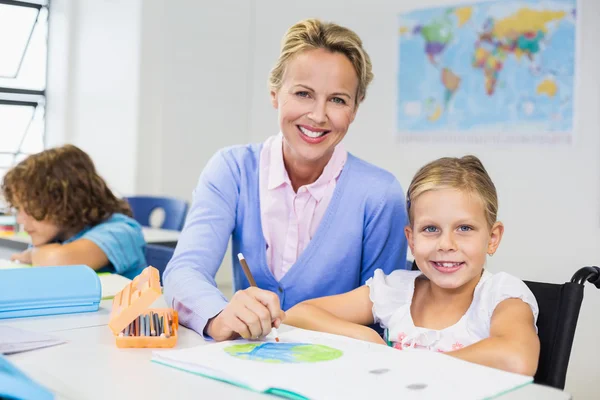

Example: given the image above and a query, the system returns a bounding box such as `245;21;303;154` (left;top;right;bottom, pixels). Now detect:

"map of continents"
398;0;576;135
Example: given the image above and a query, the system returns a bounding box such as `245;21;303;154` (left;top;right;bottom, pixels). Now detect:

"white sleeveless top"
366;269;539;352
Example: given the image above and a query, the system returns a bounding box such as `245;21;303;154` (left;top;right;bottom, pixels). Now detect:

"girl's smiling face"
406;188;504;291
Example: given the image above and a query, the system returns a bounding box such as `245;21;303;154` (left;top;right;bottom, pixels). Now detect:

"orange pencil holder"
108;266;178;348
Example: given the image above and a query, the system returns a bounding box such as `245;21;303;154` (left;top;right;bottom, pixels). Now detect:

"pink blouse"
258;134;347;281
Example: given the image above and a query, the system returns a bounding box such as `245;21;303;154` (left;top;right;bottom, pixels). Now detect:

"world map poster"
397;0;577;143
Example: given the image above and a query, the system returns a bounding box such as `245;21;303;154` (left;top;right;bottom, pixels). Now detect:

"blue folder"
0;354;54;400
0;265;101;319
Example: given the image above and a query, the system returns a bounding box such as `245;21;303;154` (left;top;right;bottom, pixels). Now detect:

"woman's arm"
162;150;239;337
447;298;540;376
285;286;385;344
162;149;284;341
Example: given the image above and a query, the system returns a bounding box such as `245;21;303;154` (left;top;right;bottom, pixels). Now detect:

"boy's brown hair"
2;144;132;231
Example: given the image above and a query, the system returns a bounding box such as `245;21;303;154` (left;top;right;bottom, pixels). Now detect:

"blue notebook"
0;265;101;319
0;354;53;400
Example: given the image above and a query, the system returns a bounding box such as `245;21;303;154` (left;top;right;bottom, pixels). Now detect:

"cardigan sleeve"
162;149;239;338
360;177;408;284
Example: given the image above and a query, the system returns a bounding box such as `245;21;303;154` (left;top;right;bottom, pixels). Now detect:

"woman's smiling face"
270;48;359;167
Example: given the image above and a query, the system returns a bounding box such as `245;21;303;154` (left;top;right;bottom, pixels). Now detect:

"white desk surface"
0;299;114;333
2;297;571;400
141;227;180;243
0;245;17;260
0;227;180;246
0;233;30;244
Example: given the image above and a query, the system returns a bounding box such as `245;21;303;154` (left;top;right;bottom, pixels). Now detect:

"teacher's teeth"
299;126;325;138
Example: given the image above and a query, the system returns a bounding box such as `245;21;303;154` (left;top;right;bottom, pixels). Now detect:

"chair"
410;260;600;389
524;266;600;389
145;244;175;284
125;196;188;231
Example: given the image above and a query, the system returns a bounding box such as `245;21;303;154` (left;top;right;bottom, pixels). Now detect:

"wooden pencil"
237;253;280;342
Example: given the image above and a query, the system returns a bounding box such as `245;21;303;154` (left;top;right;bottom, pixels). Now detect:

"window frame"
0;0;48;173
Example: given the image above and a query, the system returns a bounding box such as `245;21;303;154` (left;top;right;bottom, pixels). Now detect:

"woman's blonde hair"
406;155;498;229
268;18;374;105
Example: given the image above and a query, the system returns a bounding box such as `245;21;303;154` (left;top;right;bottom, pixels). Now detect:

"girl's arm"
22;216;146;273
18;240;109;270
447;298;540;376
284;286;385;344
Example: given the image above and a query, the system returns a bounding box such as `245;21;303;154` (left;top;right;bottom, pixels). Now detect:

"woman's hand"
205;287;285;342
11;249;33;264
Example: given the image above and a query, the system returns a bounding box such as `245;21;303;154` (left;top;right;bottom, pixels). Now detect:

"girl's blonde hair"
406;155;498;229
268;18;374;105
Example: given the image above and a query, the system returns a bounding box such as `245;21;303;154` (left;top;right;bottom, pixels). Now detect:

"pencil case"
108;266;178;348
0;265;101;320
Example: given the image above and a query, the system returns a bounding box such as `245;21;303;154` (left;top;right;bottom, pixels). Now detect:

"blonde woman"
285;156;540;376
164;19;408;341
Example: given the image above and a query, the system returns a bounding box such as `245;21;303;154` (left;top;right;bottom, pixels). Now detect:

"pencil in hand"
237;252;280;342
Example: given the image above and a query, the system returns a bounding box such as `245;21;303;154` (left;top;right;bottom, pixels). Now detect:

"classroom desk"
0;227;181;254
0;237;27;258
2;298;571;400
141;227;180;247
0;299;114;333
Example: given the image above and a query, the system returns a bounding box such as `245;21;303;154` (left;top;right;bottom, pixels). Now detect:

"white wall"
135;0;166;196
148;0;255;200
47;0;142;196
47;0;600;397
44;0;72;148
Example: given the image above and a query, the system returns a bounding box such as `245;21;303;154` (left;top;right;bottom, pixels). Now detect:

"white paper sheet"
98;273;131;300
152;326;532;399
0;326;66;354
0;258;30;270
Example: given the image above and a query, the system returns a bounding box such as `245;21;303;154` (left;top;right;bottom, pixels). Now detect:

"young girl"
284;155;540;376
2;144;147;279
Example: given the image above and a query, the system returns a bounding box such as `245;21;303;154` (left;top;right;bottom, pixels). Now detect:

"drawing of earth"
224;342;343;364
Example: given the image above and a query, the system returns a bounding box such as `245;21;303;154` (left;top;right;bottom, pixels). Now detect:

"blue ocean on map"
398;0;576;134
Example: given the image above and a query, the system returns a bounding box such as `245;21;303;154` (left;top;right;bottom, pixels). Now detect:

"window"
0;0;48;180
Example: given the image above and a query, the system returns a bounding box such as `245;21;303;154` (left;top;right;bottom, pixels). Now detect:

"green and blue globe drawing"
224;343;343;364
